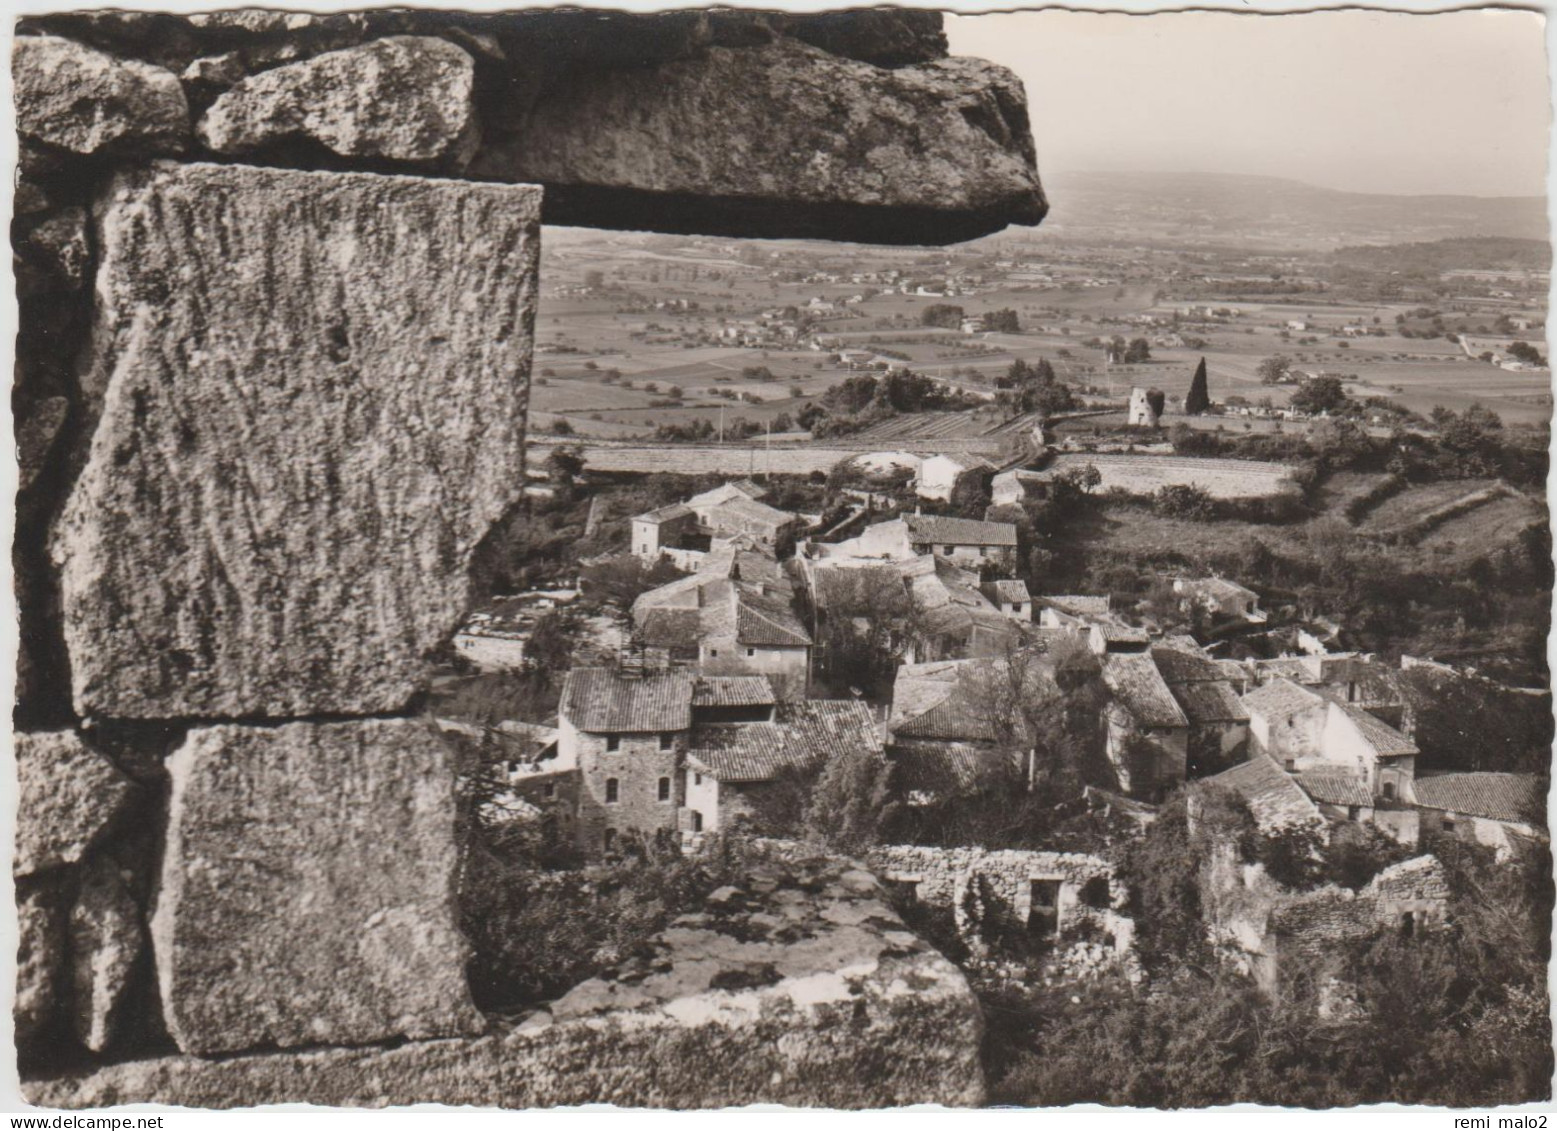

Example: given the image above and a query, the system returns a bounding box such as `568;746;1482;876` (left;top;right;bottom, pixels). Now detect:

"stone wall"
13;5;1044;1107
25;859;986;1108
1200;844;1450;993
863;845;1136;981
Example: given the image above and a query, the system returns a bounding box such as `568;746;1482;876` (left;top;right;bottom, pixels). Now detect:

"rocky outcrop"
70;855;146;1053
53;161;540;719
13;35;189;155
197;36;479;167
152;719;484;1055
31;859;985;1108
473;38;1045;243
14;731;138;877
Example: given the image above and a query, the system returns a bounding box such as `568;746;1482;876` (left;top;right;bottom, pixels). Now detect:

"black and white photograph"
5;0;1554;1113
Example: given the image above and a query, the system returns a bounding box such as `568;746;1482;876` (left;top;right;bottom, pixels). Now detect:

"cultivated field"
1049;453;1296;498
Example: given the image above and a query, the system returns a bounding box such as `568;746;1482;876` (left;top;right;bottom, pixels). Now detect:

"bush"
1153;483;1215;520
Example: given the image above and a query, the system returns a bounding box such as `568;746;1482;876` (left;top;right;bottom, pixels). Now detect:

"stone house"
1099;651;1190;799
903;513;1018;573
1413;772;1547;860
1036;594;1112;629
630;480;803;564
558;667;697;856
1242;677;1418;803
632;545;812;699
980;578;1033;622
801;554;1013;666
1197;753;1325;836
1150;641;1250;778
990;466;1052;507
683;698;882;834
686;481;804;554
1173;576;1264;622
916;453;995;503
630;503;701;562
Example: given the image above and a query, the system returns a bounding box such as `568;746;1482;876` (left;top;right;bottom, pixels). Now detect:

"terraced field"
1356;479;1501;533
1415;493;1544;552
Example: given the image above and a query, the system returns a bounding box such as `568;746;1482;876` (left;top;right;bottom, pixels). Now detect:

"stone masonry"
13;6;1045;1108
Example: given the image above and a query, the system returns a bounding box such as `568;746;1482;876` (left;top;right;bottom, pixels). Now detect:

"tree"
803;735;898;854
1184;357;1210;415
1507;340;1547;366
524;609;581;679
1257;355;1292;385
1124;338;1152;364
984;308;1021;333
542;444;585;492
1289;375;1348;416
1153;483;1215;520
920;303;965;329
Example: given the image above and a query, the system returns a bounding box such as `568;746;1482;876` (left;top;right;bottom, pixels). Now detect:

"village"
439;358;1550;1027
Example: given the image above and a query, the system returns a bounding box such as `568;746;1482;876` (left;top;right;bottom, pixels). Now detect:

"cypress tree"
1185;356;1211;415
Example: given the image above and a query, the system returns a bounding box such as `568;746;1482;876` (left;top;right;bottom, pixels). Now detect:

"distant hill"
1027;170;1549;250
1333;236;1550;273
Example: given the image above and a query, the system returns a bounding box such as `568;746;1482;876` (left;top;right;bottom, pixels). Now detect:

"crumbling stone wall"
864;845;1136;980
13;5;1044;1107
1201;844;1450;993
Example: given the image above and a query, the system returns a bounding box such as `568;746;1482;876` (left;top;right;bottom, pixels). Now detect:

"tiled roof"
1413;773;1546;826
735;589;812;647
982;579;1032;604
688;700;880;782
1100;652;1188;728
1094;621;1150;644
890;742;1013;796
1149;644;1223;684
1202;755;1320;832
688;479;766;506
705;493;796;530
1241;677;1324;720
1293;771;1374;808
561;669;691;733
1039;595;1110;617
1182;576;1258;601
1252;657;1321;684
1169;679;1248;725
635;503;693;524
691;675;776;708
903;514;1018;547
1334;702;1418;757
637;607;702;651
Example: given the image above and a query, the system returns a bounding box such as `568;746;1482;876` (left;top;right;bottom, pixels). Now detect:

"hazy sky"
947;9;1549;198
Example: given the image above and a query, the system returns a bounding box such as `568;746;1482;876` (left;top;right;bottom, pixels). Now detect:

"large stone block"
13;35;189;156
196;36;479;167
33;859;984;1107
151;719;484;1056
15;730;138;877
54;162;540;718
472;37;1044;244
16;879;68;1048
71;855;147;1053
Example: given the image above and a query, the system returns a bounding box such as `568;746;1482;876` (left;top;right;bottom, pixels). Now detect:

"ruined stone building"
12;4;1046;1108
